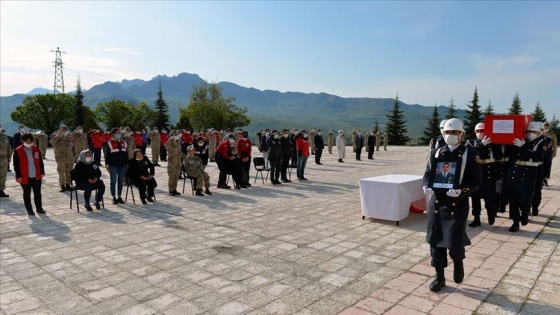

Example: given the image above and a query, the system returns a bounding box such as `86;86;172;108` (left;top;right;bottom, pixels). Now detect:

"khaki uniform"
383;133;388;150
165;134;182;192
183;153;210;190
36;132;48;158
206;130;217;162
0;133;12;190
50;131;74;186
327;131;334;154
351;129;358;152
71;129;88;160
148;130;161;164
309;129;317;153
375;131;381;151
123;133;136;160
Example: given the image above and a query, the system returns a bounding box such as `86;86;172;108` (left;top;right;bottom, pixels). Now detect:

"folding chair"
253;157;269;184
288;163;297;181
124;176;136;204
69;169;105;212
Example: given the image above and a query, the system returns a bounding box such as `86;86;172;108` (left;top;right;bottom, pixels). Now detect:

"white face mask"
229;139;235;145
526;133;537;141
85;157;92;163
23;142;33;148
444;134;460;146
20;128;25;133
198;142;204;146
136;157;143;161
273;134;279;139
317;132;321;136
476;132;485;140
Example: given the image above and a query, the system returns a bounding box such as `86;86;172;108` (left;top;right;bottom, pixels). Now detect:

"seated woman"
73;150;105;211
127;149;157;204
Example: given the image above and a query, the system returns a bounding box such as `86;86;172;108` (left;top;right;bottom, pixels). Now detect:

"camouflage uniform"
122;129;136;160
327;130;334;154
36;131;48;158
351;128;358;153
165;132;182;193
206;129;217;162
0;132;13;194
184;153;211;190
50;129;74;188
71;128;88;161
383;132;388;150
309;129;317;155
148;129;161;164
375;131;381;151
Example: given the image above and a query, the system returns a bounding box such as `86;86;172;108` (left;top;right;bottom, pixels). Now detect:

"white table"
359;174;426;226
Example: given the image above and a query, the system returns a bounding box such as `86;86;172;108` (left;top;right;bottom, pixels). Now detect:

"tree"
82;107;100;132
385;94;410;145
420;104;440;145
95;99;135;129
185;81;250;131
373;120;379;133
130;102;158;131
483;100;495;117
74;78;86;128
154;82;170;130
176;107;193;130
531;102;546;122
508;92;523;114
445;97;457;119
11;94;75;136
463;86;482;139
550;114;560;140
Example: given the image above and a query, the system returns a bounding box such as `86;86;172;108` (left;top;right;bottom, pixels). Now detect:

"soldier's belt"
479;158;495;164
515;161;541;167
496;158;509;162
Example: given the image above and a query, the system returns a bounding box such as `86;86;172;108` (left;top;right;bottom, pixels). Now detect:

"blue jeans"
297;155;308;179
109;166;126;197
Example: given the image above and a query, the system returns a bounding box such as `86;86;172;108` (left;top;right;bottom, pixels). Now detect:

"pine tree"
74;78;85;128
508;92;523;114
463;86;482;139
154;82;170;130
550;114;560;140
373;120;379;133
445;97;457;119
385;94;410;145
483;100;495;117
531;102;546;122
420;104;440;145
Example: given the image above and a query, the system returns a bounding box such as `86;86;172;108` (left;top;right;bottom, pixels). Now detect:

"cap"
187;144;195;151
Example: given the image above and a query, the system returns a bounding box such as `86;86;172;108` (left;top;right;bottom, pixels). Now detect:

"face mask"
198;142;204;146
20;128;25;133
303;134;308;139
283;134;289;138
136;157;143;161
476;132;485;140
85;157;92;163
63;131;70;136
115;134;122;140
23;142;33;148
186;131;190;134
317;132;321;136
443;134;460;146
273;135;279;139
526;133;537;141
229;139;235;145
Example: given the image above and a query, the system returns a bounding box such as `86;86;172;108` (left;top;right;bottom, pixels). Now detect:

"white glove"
481;136;491;146
513;138;525;147
446;189;461;198
423;186;434;196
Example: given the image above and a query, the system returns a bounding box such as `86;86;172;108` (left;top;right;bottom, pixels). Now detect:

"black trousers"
241;159;251;184
315;149;323;164
160;145;167;161
471;195;497;218
77;180;105;204
430;246;465;268
21;178;42;211
270;158;281;182
368;146;375;159
356;147;362;160
134;178;156;200
509;192;530;222
280;156;290;180
216;155;242;186
93;148;102;166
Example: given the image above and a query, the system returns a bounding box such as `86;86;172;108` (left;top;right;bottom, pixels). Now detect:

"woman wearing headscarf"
73;150;105;211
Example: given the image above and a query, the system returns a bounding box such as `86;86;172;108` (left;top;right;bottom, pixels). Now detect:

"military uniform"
122;130;136;160
375;131;381;151
327;130;334;154
50;130;75;191
71;128;88;161
383;133;388;150
184;153;211;193
36;132;48;159
148;130;161;165
165;133;182;195
351;129;358;153
308;129;316;155
531;134;550;215
206;129;217;162
0;132;12;196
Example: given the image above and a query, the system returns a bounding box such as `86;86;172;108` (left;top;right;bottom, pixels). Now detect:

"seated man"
73;150;105;211
215;135;244;189
183;145;212;196
127;149;157;204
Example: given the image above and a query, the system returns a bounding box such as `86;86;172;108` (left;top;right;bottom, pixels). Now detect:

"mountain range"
0;72;465;141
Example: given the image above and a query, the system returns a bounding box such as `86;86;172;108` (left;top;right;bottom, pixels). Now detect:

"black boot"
0;190;9;198
509;220;520;232
429;267;446;292
532;206;539;216
205;188;212;195
195;189;204;196
521;210;529;226
468;216;481;227
60;185;66;192
453;261;464;283
488;212;495;226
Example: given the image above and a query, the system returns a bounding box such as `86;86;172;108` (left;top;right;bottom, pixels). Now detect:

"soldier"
542;121;557;187
71;126;88;161
466;123;503;227
184;145;212;196
327;129;334;154
531;122;548;216
50;125;75;192
375;130;381;151
367;131;376;160
0;125;12;197
383;132;389;151
165;131;182;196
308;128;316;155
423;118;481;292
122;127;136;160
336;130;346;163
148;127;161;166
429;120;448;151
505;122;547;232
351;128;358;153
35;130;48;159
206;128;217;162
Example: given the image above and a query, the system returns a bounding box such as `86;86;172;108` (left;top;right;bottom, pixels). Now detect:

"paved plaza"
1;146;559;315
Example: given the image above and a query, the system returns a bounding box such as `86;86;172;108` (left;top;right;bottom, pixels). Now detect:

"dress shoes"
521;212;529;226
468;216;481;227
95;201;101;209
509;222;520;232
0;190;9;198
36;209;46;214
117;197;125;204
147;197;155;202
85;204;93;211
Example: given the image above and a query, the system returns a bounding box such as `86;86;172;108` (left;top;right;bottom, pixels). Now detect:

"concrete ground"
1;146;558;315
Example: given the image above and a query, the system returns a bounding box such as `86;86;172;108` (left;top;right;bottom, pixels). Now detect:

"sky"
1;1;559;118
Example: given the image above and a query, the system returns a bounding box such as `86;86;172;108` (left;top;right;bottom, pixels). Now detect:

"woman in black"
73;150;105;211
127;149;157;204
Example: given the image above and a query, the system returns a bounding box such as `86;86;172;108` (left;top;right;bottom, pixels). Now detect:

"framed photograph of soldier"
428;156;462;191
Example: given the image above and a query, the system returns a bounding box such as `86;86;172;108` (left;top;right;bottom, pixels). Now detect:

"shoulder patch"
543;145;547;151
475;156;481;163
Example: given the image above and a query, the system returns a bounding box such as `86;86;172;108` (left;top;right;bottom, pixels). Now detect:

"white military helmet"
439;120;448;129
526;121;542;134
442;118;465;133
475;122;485;131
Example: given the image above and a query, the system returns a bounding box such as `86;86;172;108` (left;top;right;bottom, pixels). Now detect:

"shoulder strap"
459;147;468;185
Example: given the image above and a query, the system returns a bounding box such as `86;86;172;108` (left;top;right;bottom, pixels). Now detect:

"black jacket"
73;161;102;184
280;136;292;158
267;137;283;160
127;157;155;181
314;135;325;150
